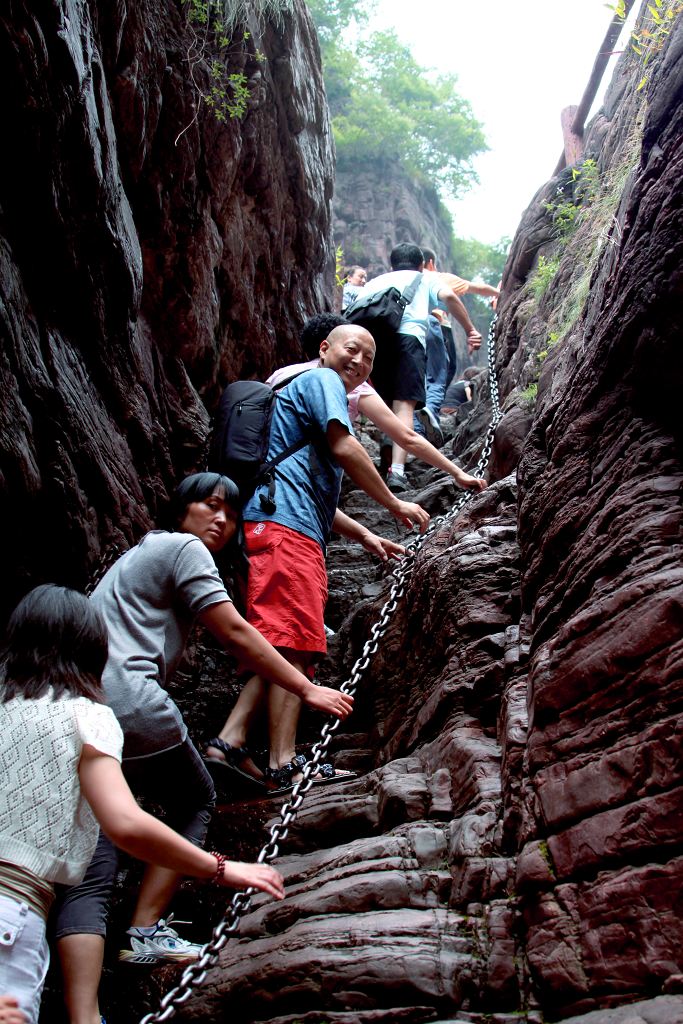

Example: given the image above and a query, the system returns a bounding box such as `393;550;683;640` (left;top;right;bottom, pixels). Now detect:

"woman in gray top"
56;472;353;1024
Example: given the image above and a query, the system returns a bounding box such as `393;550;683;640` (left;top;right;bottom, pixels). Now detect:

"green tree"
306;6;486;199
451;235;510;336
305;0;374;41
451;236;510;285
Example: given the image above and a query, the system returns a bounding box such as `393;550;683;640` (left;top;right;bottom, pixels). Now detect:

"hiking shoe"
118;915;203;964
387;470;410;493
415;407;444;448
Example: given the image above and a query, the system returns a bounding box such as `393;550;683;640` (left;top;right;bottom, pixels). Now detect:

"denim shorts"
54;736;215;939
0;895;49;1024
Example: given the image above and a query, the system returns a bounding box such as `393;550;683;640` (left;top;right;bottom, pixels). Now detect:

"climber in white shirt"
0;584;285;1024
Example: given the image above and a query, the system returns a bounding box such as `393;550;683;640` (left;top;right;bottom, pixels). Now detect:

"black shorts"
369;332;426;407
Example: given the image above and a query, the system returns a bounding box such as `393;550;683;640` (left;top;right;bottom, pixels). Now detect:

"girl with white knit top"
0;585;285;1023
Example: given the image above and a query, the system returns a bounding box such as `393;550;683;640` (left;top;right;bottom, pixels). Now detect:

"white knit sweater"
0;691;123;885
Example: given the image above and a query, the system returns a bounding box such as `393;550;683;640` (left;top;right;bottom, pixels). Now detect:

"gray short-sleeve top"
90;530;231;759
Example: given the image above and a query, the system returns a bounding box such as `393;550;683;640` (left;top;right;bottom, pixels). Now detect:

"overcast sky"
368;0;641;244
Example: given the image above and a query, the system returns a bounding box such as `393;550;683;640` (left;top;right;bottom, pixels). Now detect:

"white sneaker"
415;406;444;448
118;914;204;964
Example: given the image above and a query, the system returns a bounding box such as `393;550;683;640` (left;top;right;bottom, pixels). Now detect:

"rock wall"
503;13;683;1015
0;0;334;617
126;12;682;1024
333;163;456;278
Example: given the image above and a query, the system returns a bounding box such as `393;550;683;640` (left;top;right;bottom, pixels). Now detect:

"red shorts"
244;521;328;655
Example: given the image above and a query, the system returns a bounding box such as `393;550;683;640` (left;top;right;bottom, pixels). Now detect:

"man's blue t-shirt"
242;368;352;550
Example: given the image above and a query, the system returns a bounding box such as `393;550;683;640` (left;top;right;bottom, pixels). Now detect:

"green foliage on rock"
529;254;561;301
181;0;291;128
544;158;600;239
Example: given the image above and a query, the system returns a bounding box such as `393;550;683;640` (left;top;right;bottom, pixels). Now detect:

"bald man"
206;326;430;794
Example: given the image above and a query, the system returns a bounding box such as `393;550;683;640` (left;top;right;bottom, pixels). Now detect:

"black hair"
0;584;107;703
463;366;481;381
169;472;249;596
300;313;348;360
421;246;436;265
390;243;424;271
169;472;241;524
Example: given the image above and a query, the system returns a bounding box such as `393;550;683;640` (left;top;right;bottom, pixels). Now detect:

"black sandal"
263;762;298;794
204;738;265;788
309;762;357;786
263;753;309;795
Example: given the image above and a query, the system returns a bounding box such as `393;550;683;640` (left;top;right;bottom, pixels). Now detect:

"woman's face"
179;489;239;552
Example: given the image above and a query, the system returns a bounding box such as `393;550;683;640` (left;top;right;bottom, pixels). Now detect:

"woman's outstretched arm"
358;392;486;491
198;602;353;719
79;747;285;898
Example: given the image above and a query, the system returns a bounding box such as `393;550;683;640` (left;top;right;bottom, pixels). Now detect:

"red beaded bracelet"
210;851;226;886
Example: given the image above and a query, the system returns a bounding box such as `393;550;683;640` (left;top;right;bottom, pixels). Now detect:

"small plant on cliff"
334;245;345;290
178;0;290;141
609;0;683;91
529;254;561;301
537;330;561;363
544;158;600;239
519;382;538;405
181;1;256;128
541;124;643;348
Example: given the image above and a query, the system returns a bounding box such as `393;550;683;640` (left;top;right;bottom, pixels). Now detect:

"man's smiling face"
319;326;375;393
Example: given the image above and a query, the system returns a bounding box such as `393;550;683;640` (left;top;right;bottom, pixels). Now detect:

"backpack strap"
400;271;423;307
257;367;315;514
270;368;309;393
258;439;310;514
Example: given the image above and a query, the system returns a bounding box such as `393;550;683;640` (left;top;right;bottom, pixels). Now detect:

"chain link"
139;316;501;1023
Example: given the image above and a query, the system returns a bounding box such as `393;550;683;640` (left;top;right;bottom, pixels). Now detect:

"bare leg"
57;934;104;1024
205;673;266;779
391;399;416;468
268;689;302;769
130;865;181;928
267;653;311;781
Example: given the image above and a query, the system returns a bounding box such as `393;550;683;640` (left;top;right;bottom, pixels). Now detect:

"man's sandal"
263;755;357;795
308;762;357;786
292;753;356;787
203;738;265;788
263;761;299;795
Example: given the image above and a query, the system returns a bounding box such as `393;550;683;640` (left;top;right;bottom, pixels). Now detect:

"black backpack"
208;371;310;512
344;272;422;343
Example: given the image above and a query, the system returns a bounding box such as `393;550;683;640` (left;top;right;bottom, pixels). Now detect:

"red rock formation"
333;165;456;279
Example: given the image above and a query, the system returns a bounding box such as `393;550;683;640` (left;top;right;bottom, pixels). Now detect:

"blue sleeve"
429;278;445;309
297;369;352;435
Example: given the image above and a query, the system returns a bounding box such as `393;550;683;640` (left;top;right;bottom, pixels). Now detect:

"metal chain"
139;316;502;1023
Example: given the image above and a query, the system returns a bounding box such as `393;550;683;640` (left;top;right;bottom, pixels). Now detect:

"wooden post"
572;0;636;134
561;105;583;167
553;0;637;175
